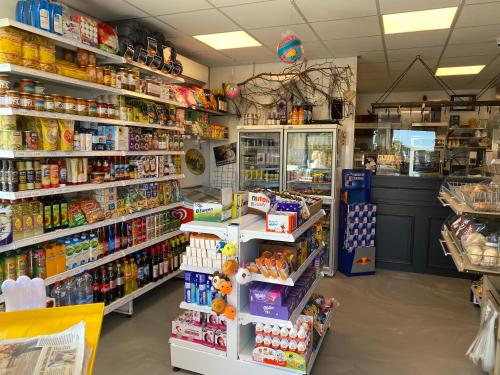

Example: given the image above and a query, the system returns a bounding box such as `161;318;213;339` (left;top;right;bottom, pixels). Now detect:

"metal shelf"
187;106;225;116
250;244;324;286
0;108;184;131
438;191;500;218
179;302;213;313
0;150;184;158
239;275;323;328
105;269;183;315
180;221;230;240
0;174;184;200
240;210;325;243
180;264;221;274
0;202;183;253
107;59;185;84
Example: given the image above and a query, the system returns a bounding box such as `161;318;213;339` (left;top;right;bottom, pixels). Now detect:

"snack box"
171;317;203;343
214;328;227;351
259;243;300;271
248;191;275;215
193;202;232;222
266;212;297;233
233;191;249;207
250;301;292;320
249;282;290;306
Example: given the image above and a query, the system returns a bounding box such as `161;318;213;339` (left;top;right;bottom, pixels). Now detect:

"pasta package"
58;120;74;151
0;27;22;64
36;118;59;151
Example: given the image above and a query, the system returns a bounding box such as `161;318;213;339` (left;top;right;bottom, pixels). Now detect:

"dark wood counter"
371;175;464;277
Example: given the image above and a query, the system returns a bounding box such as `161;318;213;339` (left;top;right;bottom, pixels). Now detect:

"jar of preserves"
76;98;87;116
95;67;104;85
133;70;140;92
0;74;10;94
127;69;136;91
87;100;97;117
118;68;127;90
107;104;115;119
32;94;45;111
34;81;45;95
4;90;20;108
103;68;111;86
44;95;54;112
88;52;96;66
76;48;89;67
97;101;107;118
19;93;32;109
86;65;97;83
19;79;35;93
63;96;76;114
52;95;64;113
110;69;116;88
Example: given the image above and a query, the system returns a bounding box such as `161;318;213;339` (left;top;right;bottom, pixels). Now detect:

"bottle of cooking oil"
31;198;44;236
12;200;23;241
21;199;34;238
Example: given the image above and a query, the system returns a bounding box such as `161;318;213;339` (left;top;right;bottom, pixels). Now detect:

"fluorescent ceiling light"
193;31;261;50
435;65;485;76
383;7;457;34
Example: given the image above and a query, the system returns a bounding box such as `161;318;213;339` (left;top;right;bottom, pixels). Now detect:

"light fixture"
383;7;457;34
435;65;485;76
193;31;261;50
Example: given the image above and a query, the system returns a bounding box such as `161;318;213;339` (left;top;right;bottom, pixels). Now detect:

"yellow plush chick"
221;243;237;258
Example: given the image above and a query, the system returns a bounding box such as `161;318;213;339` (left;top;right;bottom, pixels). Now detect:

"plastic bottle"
115;261;124;299
31;277;47;309
71;236;81;269
12;201;23;241
88;232;99;262
21;199;34;238
2;279;20;311
123;260;131;295
82;272;94;304
136;253;144;288
0;203;13;245
49;0;62;35
75;274;86;305
107;264;116;302
50;280;67;307
64;277;76;306
130;258;138;291
31;199;44;236
100;266;110;305
107;224;115;253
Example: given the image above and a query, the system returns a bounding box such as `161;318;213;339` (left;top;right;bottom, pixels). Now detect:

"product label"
40;9;50;31
54;14;62;34
153;265;158;278
116;276;123;286
52;204;60;227
43;205;52;229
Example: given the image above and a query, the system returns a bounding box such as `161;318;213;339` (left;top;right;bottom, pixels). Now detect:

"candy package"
80;199;104;223
97;22;119;53
67;203;88;227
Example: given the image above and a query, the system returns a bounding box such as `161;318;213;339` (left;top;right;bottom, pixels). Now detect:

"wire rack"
212;163;236;190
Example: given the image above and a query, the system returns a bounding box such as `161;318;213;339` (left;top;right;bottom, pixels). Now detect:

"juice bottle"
63;239;73;271
88;232;99;262
12;201;23;241
51;195;60;230
31;198;44;236
123;259;131;295
42;196;52;232
44;243;54;277
33;247;46;278
129;258;138;291
15;250;28;278
4;251;16;280
107;224;115;253
59;195;68;228
71;235;81;269
80;233;90;265
21;199;34;238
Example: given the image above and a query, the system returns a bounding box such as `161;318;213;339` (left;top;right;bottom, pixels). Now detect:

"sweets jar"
0;74;10;94
86;65;96;82
87;100;97;117
19;93;32;110
44;95;54;112
97;101;107;118
4;90;20;108
32;94;45;111
63;96;76;114
103;68;111;86
107;104;115;119
76;98;88;116
19;79;34;93
52;95;64;113
95;67;104;85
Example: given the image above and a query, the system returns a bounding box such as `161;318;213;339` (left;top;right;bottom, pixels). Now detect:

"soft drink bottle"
136;253;144;288
129;258;138;291
50;281;68;307
82;272;94;304
108;225;115;254
116;261;124;299
75;274;86;305
120;222;128;249
114;223;120;251
108;264;116;302
100;266;110;305
64;277;77;306
123;260;131;295
158;244;164;279
92;269;101;303
143;251;151;284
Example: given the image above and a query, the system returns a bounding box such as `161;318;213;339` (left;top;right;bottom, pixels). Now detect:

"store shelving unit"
171;211;329;375
179;302;214;314
0;150;184;158
180;264;221;274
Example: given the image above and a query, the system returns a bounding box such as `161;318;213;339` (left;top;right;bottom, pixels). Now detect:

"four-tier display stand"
171;210;332;375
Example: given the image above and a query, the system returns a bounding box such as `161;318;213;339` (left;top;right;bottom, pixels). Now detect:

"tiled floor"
94;269;484;375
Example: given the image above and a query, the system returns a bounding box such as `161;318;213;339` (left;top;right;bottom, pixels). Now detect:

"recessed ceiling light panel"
193;31;261;50
383;7;457;34
435;65;485;76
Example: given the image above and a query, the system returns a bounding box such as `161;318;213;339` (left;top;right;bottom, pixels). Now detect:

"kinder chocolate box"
266;212;297;233
249;282;290;306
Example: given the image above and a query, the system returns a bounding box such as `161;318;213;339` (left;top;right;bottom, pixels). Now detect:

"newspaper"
0;321;86;375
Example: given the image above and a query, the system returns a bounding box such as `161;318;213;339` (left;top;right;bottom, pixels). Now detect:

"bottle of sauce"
16;161;27;191
7;160;19;192
25;160;35;190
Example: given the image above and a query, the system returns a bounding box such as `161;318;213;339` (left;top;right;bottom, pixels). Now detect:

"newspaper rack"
0;303;105;374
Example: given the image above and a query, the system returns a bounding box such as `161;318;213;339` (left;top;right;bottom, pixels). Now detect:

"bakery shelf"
180;264;221;274
0;108;184;131
0;150;184;158
169;337;227;357
438;191;500;218
0;18;122;62
250;244;324;286
0;174;185;200
104;269;183;315
239;210;325;243
179;302;214;314
0;202;183;253
239;275;323;328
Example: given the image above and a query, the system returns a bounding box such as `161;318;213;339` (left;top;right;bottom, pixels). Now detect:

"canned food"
19;79;34;93
32;94;45;111
19;93;32;110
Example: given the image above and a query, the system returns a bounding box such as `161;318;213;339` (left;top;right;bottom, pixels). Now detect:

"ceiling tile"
221;0;303;29
210;0;274;6
158;9;239;35
301;41;330;59
184;50;236;66
63;0;149;21
227;46;276;63
168;36;214;52
456;2;500;27
126;0;212;15
450;24;500;44
465;0;500;5
379;0;460;14
358;62;388;74
444;42;498;58
385;29;448;50
324;36;383;56
358;50;387;63
138;17;186;37
294;0;377;23
439;54;496;67
386;46;443;62
249;24;317;47
311;16;380;40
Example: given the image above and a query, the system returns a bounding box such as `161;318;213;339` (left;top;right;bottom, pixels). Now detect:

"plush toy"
211;297;227;315
235;267;252;285
224;305;236;320
219;279;233;296
220;243;237;258
222;259;239;277
212;272;225;291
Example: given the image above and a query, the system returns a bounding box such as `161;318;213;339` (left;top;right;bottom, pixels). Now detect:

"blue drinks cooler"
338;170;376;276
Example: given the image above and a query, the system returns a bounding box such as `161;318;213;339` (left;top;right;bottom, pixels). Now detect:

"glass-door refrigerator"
284;125;339;275
237;126;283;191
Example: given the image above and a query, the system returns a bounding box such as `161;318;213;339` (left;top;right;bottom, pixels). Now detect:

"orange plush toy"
219;279;233;296
211;297;227;315
222;259;238;276
224;305;236;320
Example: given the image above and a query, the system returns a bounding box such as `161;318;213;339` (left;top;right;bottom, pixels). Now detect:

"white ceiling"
64;0;500;93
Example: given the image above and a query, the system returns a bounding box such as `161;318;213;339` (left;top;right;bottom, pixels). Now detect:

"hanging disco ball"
277;35;303;64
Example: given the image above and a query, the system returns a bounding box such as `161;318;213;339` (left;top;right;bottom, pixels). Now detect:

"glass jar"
4;90;20;108
133;70;140;92
44;95;54;112
32;94;45;111
0;74;10;95
107;104;115;119
34;81;45;95
88;52;96;66
76;98;88;116
110;69;116;88
127;69;135;92
19;79;34;93
86;65;96;83
118;68;127;90
63;96;76;114
87;100;97;117
95;67;104;85
103;68;111;86
19;93;32;110
52;95;64;113
76;48;89;67
97;102;107;118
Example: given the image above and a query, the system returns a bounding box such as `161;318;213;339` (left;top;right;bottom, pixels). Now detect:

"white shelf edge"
240;210;326;243
169;337;227;357
180;221;229;239
0;108;185;131
180;264;221;274
0;174;185;200
0;202;183;253
112;59;185;84
251;244;324;286
239;275;323;328
105;268;183;315
0;149;185;158
179;302;213;313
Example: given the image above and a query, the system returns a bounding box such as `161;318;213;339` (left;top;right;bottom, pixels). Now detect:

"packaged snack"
58;120;74;151
21;40;39;69
264;256;279;279
276;256;290;280
38;40;56;72
255;256;271;278
97;23;119;53
67;203;88;228
80;200;104;223
37;118;58;151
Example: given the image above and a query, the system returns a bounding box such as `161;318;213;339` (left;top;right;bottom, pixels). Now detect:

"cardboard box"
248;191;274;215
249;301;291;320
193;202;232;222
266;212;297;233
249;283;290;306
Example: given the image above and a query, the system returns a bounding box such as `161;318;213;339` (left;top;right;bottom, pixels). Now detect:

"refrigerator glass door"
285;131;334;197
238;131;281;191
